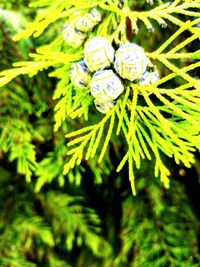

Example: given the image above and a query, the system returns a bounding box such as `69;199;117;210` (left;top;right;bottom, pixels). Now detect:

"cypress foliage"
0;0;200;266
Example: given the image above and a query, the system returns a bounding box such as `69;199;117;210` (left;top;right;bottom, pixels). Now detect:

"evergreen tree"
0;0;200;266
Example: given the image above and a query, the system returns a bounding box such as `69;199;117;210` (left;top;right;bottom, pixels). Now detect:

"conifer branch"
0;0;200;192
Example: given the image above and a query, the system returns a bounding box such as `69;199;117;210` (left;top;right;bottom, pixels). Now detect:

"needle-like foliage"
1;0;198;193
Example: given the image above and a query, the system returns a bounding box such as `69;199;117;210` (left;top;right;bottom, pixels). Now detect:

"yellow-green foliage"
0;0;200;195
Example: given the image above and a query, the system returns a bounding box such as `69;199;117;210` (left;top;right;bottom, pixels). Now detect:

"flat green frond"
14;216;55;247
125;1;200;34
137;115;171;187
41;191;112;258
156;18;200;54
116;86;130;135
64;106;118;175
0;258;36;267
14;0;99;40
116;178;200;266
98;111;115;163
157;57;199;89
127;85;138;140
35;144;68;192
0;61;50;87
68;89;91;120
128;152;136;196
135;126;152;161
10;142;38;183
154;91;198;125
0;118;38;182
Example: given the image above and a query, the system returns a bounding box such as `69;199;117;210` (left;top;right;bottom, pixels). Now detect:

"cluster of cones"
70;36;160;113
